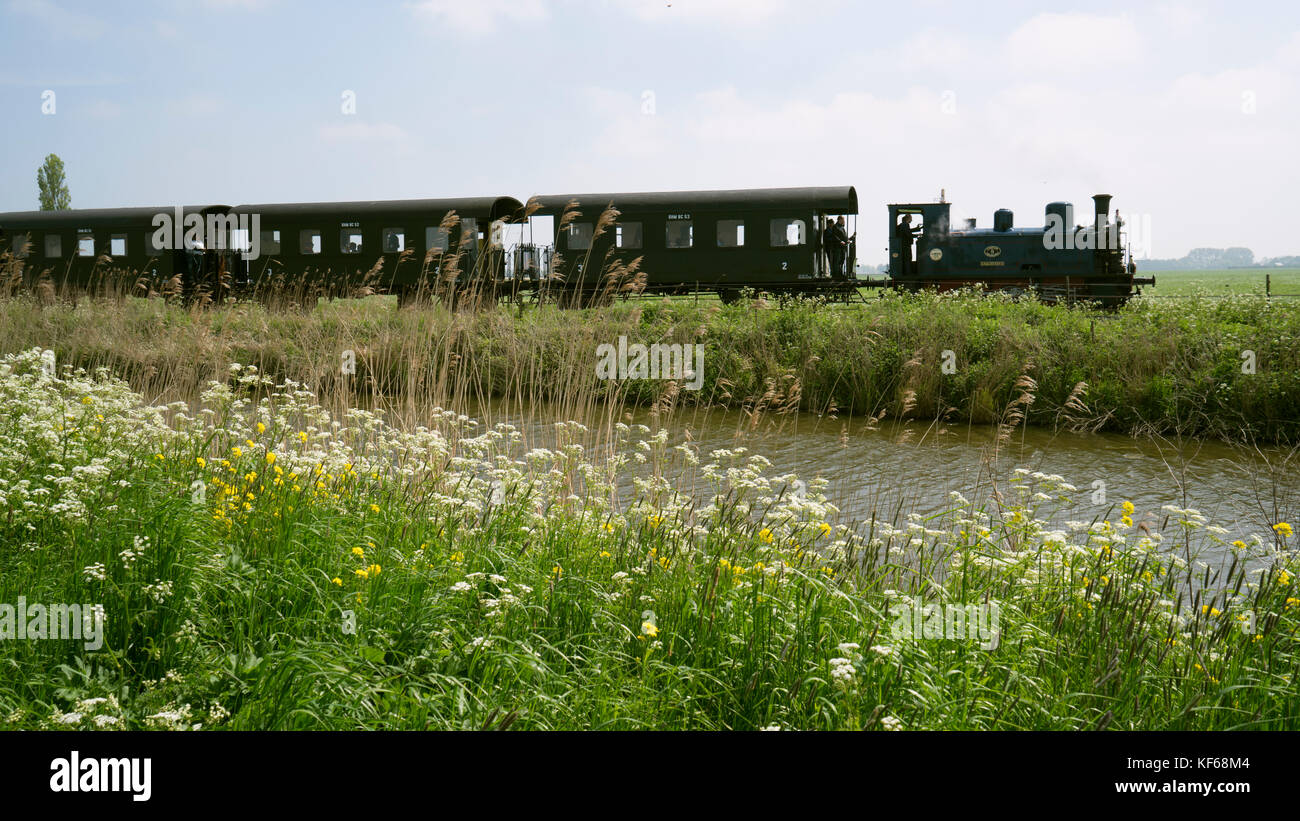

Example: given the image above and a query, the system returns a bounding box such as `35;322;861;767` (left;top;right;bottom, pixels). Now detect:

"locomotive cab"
887;202;950;282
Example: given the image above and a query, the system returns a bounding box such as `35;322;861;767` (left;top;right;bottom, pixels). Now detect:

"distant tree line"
1138;248;1299;270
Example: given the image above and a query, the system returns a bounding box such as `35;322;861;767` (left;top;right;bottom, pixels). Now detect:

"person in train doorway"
895;214;922;277
830;216;850;280
820;218;837;279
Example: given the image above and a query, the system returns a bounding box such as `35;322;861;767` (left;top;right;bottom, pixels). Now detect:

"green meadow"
1139;268;1300;297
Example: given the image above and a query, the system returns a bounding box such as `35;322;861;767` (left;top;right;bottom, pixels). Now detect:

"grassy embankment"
0;349;1297;730
0;286;1296;442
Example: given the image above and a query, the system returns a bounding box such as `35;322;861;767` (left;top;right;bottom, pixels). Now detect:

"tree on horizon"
37;154;71;211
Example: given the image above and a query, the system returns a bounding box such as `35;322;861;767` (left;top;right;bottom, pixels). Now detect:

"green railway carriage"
0;204;235;294
228;197;525;298
530;186;859;303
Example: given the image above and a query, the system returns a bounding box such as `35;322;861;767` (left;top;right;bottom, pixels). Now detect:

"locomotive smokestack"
1092;194;1112;248
1092;194;1111;229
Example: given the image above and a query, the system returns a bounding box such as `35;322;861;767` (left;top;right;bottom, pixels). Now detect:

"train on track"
0;186;1151;308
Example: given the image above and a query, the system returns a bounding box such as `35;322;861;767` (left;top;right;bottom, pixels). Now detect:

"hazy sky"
2;0;1297;262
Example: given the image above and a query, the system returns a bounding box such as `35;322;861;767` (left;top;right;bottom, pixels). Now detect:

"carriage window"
10;232;30;257
426;226;450;252
146;231;164;256
615;222;642;249
300;229;321;255
340;228;363;254
717;220;745;247
45;234;62;258
566;222;592;250
229;228;250;254
666;219;693;249
770;218;806;247
260;230;281;255
382;228;405;253
461;218;480;245
110;234;127;256
77;234;95;256
338;227;364;253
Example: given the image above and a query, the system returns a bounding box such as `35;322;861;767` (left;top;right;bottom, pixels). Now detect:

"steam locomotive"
887;193;1153;307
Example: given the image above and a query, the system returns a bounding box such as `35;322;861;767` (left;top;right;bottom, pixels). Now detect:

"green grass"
1141;268;1300;297
2;285;1297;443
1;350;1297;730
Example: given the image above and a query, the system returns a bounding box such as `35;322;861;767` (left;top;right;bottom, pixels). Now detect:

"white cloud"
625;0;792;25
1007;12;1141;70
408;0;547;34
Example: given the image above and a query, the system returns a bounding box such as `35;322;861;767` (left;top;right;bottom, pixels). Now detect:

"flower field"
1;348;1296;730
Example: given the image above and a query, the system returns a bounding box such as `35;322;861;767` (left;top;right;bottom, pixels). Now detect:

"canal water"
457;399;1298;561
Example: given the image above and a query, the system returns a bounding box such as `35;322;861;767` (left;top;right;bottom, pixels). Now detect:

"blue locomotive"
887;193;1153;306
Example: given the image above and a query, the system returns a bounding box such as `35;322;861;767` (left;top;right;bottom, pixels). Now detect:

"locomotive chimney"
1092;194;1111;229
1092;194;1112;248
